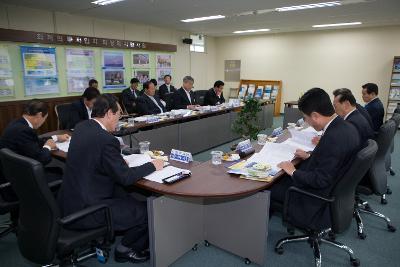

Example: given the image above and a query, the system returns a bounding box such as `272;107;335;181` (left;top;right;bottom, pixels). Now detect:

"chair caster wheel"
358;233;366;240
386;187;393;195
275;246;284;255
381;198;388;205
388;225;396;232
192;244;198;251
351;258;360;266
204;240;210;247
244;258;251;265
389;169;395;176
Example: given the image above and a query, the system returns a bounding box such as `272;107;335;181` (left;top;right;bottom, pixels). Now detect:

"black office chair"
0;182;18;239
194;90;208;106
275;140;378;267
0;148;114;266
385;113;400;179
55;103;72;130
355;120;397;239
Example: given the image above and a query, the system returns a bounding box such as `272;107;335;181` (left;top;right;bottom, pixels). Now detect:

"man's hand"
312;136;321;145
277;161;296;176
294;149;311;160
57;134;71;142
44;139;57;150
151;159;164;171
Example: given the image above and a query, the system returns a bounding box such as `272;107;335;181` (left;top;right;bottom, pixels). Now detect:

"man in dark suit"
121;78;141;114
88;78;98;89
204;80;226;106
67;87;100;129
137;81;166;115
271;88;360;230
333;88;374;146
58;94;163;263
158;74;177;104
0;100;70;182
362;83;384;132
356;103;374;129
172;76;200;110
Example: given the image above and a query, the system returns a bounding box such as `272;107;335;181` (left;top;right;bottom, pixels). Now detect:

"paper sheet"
286;128;318;151
144;166;189;183
247;142;297;172
123;153;152;167
56;140;70;152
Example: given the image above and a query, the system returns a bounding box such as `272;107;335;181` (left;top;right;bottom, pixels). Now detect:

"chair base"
275;228;360;267
355;198;396;239
389;167;396;176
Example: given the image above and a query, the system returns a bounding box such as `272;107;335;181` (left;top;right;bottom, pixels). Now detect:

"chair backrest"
0;148;60;265
194;90;208;106
330;139;378;233
369;120;396;195
55;103;72;130
390;113;400;129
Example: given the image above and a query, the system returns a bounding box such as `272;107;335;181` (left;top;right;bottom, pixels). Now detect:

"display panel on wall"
0;46;14;97
20;46;59;96
102;50;125;90
66;48;95;93
156;54;173;85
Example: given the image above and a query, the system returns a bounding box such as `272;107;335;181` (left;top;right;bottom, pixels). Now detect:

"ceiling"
1;0;400;36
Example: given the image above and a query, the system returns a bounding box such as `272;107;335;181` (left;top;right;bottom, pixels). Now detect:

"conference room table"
44;128;300;267
113;102;275;154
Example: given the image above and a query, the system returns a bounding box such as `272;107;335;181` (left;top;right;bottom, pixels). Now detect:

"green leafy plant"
232;98;262;140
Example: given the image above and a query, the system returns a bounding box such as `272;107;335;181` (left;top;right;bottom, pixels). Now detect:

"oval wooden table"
46;129;296;267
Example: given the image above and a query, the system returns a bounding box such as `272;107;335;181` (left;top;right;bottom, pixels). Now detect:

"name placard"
170;149;193;163
236;139;253;153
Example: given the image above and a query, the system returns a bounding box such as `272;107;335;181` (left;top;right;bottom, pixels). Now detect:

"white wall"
215;25;400;112
0;3;218;99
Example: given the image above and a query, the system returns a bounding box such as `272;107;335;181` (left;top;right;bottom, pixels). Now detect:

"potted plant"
232;98;262;143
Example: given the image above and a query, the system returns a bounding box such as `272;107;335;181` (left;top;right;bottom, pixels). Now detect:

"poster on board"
102;50;125;90
0;46;14;96
66;48;95;93
156;68;172;85
132;52;150;68
156;54;172;68
21;46;59;95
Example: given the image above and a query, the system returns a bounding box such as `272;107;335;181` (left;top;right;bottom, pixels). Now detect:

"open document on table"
246;142;297;173
56;140;70;152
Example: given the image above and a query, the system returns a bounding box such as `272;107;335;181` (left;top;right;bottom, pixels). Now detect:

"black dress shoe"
115;249;150;263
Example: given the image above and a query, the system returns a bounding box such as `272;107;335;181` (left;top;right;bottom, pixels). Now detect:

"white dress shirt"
184;89;192;105
85;105;92;119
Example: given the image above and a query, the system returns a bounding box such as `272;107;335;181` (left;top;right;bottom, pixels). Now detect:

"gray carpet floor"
1;116;399;267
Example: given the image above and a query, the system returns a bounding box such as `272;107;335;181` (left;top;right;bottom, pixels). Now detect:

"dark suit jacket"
121;87;141;114
203;88;225;106
0;118;52;165
158;84;177;101
58;119;156;229
356;103;374;130
364;98;384;132
345;109;374;147
136;94;166;115
67;99;89;129
172;87;197;109
289;116;360;230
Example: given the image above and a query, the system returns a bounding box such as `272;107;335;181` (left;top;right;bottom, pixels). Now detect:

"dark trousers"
109;185;149;252
271;175;293;204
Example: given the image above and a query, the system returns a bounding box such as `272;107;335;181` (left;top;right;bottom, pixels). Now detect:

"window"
190;34;205;53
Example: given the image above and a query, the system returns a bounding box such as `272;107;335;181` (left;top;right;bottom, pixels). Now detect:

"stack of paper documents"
144;166;190;184
123;153;169;168
282;128;319;152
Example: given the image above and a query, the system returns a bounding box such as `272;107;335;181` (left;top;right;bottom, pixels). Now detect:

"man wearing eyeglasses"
58;94;163;263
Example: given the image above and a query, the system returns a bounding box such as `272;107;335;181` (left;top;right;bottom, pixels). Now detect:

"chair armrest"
59;204;114;240
48;179;62;189
283;186;334;223
0;182;11;189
